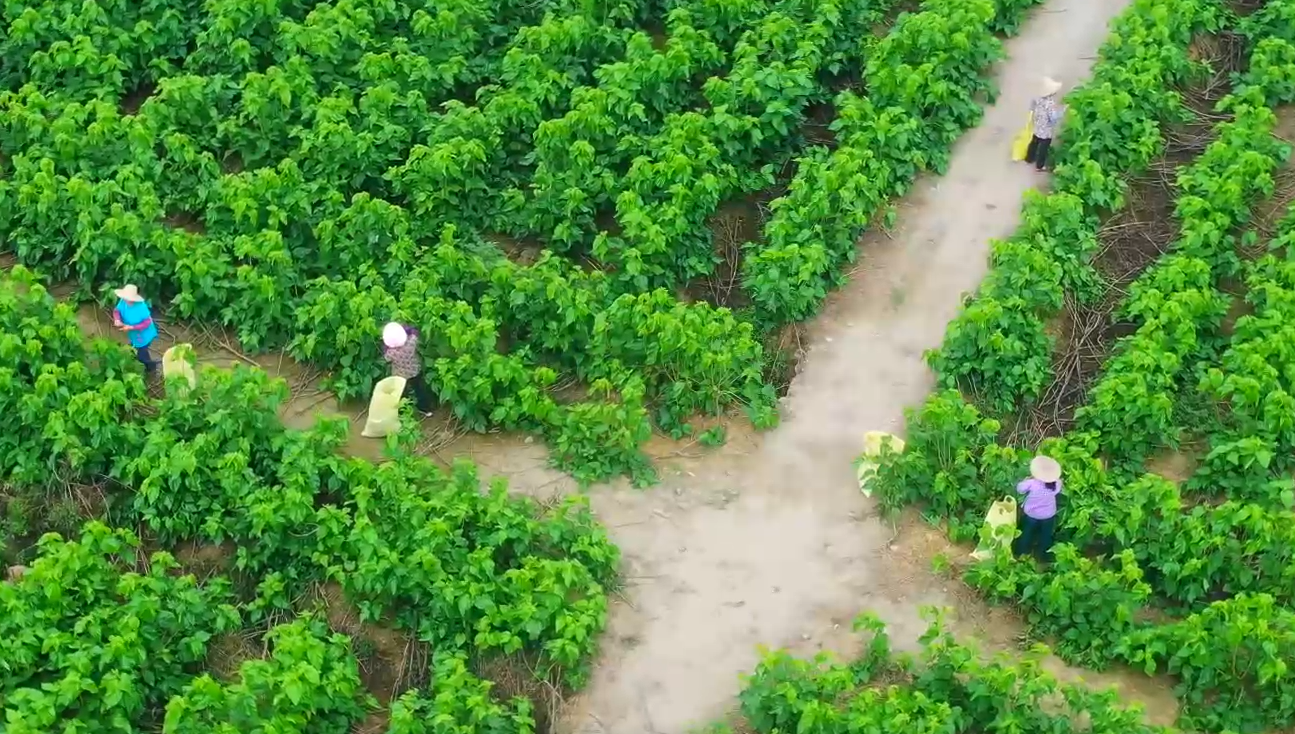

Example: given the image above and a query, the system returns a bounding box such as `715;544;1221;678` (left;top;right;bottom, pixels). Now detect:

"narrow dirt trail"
545;0;1183;730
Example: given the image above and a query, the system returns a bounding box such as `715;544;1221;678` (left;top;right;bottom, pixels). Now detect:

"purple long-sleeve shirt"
1017;478;1062;519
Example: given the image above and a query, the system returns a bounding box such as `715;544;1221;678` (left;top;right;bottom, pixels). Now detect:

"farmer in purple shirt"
1013;455;1062;560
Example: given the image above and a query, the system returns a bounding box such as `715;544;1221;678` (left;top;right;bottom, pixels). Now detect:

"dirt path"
51;0;1182;728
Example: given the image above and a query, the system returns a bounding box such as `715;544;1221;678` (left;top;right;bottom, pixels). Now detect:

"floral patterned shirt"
1030;95;1062;139
383;331;421;378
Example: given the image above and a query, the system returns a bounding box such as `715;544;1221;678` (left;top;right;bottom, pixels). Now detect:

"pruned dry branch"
1008;151;1182;445
473;652;566;734
706;209;747;307
1010;295;1125;444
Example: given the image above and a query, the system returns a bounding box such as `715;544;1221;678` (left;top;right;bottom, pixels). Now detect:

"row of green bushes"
0;266;614;731
873;1;1295;731
717;612;1175;734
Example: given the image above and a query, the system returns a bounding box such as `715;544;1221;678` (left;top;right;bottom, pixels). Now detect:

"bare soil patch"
1145;448;1199;484
172;540;236;580
1232;0;1268;14
1172;33;1247;150
310;582;427;705
762;322;808;397
205;629;263;682
163;211;206;235
700;197;764;309
801;101;838;149
221;151;245;175
696;157;795;311
1248;106;1295;252
119;83;156;116
487;232;545;265
474;653;567;734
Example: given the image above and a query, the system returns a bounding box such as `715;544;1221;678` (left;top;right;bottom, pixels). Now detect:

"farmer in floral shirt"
382;322;434;415
1025;77;1065;171
1013;455;1063;561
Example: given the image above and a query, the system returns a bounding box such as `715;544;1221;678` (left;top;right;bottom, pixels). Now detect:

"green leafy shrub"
929;295;1053;414
1117;594;1295;733
162;616;373;734
0;523;239;734
871;390;1018;540
738;611;1174;734
965;544;1151;668
387;653;535;734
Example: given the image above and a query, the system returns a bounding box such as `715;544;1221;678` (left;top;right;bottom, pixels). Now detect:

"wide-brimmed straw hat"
1030;455;1062;483
382;322;407;348
1041;77;1063;96
114;284;143;302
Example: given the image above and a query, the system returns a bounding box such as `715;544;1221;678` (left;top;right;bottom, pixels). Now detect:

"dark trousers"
1013;514;1055;560
136;345;159;375
405;372;435;413
1025;135;1052;170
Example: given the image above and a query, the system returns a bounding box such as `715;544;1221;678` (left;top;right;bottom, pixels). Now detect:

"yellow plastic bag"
1011;111;1034;161
856;431;906;497
970;497;1017;560
162;344;197;393
361;376;407;438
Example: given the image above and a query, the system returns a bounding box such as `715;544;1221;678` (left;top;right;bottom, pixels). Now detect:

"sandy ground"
57;0;1186;728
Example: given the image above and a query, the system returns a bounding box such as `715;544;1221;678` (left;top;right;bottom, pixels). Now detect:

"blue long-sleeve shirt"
114;299;158;348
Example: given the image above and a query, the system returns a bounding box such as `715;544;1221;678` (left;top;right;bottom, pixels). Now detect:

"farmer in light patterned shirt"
382;322;435;415
1025;77;1065;171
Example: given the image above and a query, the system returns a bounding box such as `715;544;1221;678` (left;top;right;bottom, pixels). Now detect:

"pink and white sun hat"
382;322;407;348
1030;455;1062;483
114;284;144;302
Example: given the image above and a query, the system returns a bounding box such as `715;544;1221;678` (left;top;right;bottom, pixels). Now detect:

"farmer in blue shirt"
112;284;159;375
